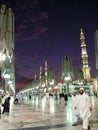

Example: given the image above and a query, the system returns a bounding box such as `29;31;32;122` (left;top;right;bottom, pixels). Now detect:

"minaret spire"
34;74;37;81
39;66;42;88
45;60;48;90
80;28;86;45
80;28;83;34
80;28;91;81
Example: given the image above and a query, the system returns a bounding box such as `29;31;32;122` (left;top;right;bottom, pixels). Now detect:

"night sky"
0;0;98;87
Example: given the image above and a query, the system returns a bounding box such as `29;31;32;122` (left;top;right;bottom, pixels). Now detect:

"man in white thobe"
75;88;92;130
71;90;78;126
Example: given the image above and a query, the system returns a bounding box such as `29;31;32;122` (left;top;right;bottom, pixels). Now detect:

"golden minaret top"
80;28;83;34
80;28;85;40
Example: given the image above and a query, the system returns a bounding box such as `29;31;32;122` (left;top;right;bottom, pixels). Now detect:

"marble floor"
0;96;98;130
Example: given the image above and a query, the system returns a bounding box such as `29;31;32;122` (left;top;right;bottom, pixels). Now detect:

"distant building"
62;56;73;80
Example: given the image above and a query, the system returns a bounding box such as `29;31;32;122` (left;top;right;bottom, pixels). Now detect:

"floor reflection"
0;96;98;130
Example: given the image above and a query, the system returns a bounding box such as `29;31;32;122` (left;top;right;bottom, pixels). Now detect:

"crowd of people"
0;91;24;115
0;88;93;130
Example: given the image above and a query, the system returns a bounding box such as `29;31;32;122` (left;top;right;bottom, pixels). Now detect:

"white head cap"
80;87;84;90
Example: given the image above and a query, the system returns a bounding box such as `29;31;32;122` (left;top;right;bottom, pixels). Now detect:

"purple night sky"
0;0;98;88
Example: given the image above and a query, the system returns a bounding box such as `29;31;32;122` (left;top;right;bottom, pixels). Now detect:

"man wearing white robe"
71;90;78;126
75;88;92;130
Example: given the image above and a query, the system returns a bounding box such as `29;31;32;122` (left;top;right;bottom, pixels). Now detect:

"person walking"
71;90;78;126
2;91;10;114
16;92;23;104
75;88;92;130
64;93;68;104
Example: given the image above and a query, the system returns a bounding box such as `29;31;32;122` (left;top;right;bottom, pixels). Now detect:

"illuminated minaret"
34;74;37;81
45;60;48;88
39;66;42;87
80;28;91;81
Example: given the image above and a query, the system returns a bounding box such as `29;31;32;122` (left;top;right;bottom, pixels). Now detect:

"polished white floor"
0;95;98;130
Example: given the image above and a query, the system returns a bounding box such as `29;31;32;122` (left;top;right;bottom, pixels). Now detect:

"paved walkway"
0;96;98;130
